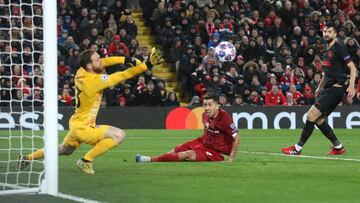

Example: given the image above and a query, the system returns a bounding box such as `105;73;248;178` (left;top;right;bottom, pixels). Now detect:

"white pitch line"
0;184;103;203
56;192;104;203
240;150;360;162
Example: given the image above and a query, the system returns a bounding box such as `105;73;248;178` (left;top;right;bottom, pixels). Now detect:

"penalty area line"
240;151;360;162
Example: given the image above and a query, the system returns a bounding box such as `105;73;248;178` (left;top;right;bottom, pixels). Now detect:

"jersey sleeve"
88;63;148;94
219;112;238;138
337;44;352;64
101;57;126;67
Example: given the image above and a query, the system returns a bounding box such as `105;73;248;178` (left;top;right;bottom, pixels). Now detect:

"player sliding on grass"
136;92;241;162
18;48;163;174
282;22;357;156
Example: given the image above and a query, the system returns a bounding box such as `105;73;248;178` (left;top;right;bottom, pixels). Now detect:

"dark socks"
297;120;315;147
316;122;341;147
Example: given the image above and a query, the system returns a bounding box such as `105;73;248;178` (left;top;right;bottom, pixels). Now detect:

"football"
215;41;237;62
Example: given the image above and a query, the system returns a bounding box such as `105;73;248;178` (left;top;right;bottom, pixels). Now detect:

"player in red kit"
135;92;240;162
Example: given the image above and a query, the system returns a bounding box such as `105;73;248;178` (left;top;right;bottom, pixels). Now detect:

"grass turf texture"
1;129;360;203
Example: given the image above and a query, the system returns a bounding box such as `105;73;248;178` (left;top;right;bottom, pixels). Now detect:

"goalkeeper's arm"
102;47;162;68
101;56;140;67
90;63;148;93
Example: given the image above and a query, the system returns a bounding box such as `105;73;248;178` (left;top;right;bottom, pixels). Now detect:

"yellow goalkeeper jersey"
69;57;148;126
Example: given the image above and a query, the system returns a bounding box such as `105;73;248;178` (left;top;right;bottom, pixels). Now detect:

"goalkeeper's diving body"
18;48;162;174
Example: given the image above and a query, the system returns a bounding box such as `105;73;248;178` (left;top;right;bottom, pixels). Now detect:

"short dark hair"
79;49;96;69
324;22;337;32
203;92;219;103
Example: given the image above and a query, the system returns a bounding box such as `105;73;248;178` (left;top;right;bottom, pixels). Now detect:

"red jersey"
280;75;298;87
108;42;129;55
291;91;303;104
265;91;288;106
201;109;238;155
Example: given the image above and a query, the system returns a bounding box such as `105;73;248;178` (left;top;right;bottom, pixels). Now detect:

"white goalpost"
0;0;58;195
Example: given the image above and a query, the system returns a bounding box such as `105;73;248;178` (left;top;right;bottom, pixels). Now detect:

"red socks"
151;153;180;162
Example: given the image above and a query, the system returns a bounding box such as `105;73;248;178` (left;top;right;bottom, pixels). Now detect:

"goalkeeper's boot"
76;159;95;175
17;155;30;171
281;146;301;155
149;47;164;65
328;146;345;155
135;154;151;162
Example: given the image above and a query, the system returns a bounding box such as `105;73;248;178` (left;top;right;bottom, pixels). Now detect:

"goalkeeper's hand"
147;47;164;66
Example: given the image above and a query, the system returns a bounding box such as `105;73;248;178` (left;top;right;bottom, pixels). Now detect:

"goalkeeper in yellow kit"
18;48;162;175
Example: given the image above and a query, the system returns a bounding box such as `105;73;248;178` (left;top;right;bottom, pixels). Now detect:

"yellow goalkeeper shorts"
62;122;111;148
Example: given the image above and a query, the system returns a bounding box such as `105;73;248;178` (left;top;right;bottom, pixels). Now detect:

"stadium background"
1;0;360;108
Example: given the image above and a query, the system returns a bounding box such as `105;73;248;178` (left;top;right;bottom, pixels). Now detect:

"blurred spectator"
59;88;73;106
138;80;162;106
265;74;279;91
219;94;231;106
246;90;264;106
120;15;137;38
118;96;127;107
233;94;245;106
179;45;196;93
288;84;304;105
163;92;180;107
298;85;315;105
265;85;288;106
121;83;136;106
26;86;43;106
280;66;299;92
80;9;103;35
108;35;129;56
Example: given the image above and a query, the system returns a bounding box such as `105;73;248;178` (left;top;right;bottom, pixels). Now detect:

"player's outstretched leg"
315;118;345;155
18;144;76;171
282;106;320;155
136;151;197;162
17;155;30;171
18;148;46;170
136;152;180;162
78;127;125;174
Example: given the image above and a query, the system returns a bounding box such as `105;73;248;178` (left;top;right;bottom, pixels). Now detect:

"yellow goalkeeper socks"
83;138;118;162
27;149;44;160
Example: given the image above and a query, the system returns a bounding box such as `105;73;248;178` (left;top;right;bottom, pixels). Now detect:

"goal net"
0;0;58;195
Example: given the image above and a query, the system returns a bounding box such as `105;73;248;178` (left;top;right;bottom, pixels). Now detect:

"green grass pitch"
1;129;360;203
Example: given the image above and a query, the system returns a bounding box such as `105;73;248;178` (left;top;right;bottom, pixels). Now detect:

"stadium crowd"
1;0;180;107
0;0;359;107
142;0;360;106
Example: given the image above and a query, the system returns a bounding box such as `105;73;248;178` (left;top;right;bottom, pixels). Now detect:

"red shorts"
174;137;224;162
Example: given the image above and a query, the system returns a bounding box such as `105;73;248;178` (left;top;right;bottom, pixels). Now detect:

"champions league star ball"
215;41;236;62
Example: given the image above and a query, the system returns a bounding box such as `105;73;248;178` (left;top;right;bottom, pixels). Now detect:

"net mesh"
0;0;45;191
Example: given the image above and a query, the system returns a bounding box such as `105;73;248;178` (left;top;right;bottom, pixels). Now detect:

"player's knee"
179;151;196;161
306;111;318;122
113;129;125;144
58;145;75;156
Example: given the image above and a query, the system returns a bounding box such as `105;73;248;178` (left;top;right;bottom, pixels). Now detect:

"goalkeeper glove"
148;47;164;66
